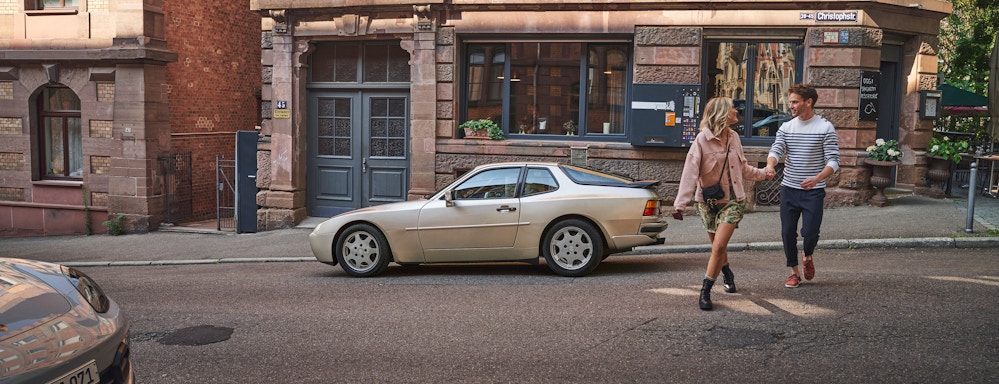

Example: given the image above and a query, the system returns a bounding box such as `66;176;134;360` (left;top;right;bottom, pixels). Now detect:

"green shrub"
102;214;125;236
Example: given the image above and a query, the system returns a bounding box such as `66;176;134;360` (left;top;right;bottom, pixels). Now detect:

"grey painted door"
308;91;409;217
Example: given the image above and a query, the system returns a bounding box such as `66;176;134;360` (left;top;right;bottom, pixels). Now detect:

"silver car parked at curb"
0;258;133;384
309;162;667;277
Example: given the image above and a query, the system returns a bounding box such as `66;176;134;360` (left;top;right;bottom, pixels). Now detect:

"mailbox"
630;84;702;147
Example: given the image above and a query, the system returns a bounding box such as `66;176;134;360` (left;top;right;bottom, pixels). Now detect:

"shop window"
463;41;630;139
37;86;82;179
705;41;802;145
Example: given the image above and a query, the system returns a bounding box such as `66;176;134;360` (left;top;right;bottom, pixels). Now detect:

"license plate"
46;360;99;384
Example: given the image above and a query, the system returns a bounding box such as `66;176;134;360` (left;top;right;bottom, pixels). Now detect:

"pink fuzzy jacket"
673;127;768;212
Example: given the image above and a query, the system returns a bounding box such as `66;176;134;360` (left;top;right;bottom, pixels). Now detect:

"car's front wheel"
335;223;391;277
542;219;604;277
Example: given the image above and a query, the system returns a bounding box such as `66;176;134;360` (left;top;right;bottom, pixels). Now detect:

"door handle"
362;158;367;173
496;205;516;212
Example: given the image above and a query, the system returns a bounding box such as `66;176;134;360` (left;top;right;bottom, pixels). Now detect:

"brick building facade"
249;1;951;231
0;0;260;236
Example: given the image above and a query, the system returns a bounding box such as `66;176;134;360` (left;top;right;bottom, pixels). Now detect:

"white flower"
876;138;886;146
931;145;939;152
867;145;876;152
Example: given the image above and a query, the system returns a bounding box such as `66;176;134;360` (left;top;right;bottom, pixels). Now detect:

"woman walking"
673;97;774;310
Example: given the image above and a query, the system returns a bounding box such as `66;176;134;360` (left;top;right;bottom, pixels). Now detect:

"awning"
938;83;988;107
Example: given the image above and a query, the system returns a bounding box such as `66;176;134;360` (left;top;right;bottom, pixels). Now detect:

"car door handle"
496;205;516;212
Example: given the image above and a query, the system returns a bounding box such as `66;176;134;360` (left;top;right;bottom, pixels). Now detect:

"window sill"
25;9;79;16
33;179;84;187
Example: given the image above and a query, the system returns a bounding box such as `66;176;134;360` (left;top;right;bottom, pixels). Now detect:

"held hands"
763;166;776;180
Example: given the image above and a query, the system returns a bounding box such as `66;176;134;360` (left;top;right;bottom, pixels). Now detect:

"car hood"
0;259;73;339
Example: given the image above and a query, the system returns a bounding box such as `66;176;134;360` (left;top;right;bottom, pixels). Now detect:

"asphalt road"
85;248;999;383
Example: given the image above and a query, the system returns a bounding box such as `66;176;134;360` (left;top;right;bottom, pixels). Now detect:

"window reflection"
707;41;798;139
464;42;630;138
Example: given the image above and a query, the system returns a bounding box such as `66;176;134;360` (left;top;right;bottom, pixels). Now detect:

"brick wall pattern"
91;191;108;207
0;118;20;135
0;152;24;171
96;83;114;102
0;0;16;15
88;0;109;12
0;187;23;201
90;155;110;175
0;82;12;100
90;120;112;138
162;0;261;221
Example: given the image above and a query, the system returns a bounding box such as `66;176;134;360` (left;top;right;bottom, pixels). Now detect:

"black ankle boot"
699;278;714;310
721;264;736;293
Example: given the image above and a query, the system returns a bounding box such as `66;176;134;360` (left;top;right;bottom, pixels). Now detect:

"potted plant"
864;138;903;207
563;120;577;136
458;119;504;140
925;135;970;197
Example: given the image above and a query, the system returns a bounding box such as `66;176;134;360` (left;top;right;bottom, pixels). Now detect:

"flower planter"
925;155;952;198
462;127;491;140
864;159;899;207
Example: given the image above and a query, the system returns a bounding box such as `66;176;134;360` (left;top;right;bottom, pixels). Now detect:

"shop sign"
859;70;880;121
801;11;859;22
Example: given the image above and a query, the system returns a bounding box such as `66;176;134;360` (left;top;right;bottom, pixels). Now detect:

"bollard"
966;162;977;233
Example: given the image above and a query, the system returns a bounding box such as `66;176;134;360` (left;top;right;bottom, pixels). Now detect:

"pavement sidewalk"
1;194;996;267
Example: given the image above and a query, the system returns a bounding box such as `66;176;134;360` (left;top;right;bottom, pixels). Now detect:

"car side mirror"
445;189;455;207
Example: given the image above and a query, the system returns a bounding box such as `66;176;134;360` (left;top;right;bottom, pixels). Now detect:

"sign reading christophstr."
859;71;880;121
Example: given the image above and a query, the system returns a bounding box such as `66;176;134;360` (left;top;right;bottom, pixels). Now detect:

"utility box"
630;84;702;147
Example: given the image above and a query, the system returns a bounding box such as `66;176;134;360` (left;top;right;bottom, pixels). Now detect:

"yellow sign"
273;109;291;119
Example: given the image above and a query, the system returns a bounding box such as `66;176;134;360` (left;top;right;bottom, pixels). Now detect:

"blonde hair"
700;97;734;137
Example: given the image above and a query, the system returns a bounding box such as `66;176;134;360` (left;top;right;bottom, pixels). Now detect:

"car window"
560;164;634;186
453;167;522;200
522;168;558;196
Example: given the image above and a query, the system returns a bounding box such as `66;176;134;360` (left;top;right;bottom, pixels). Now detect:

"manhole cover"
158;325;233;346
703;327;777;348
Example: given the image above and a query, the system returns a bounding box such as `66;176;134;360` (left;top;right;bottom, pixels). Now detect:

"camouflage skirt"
696;199;747;233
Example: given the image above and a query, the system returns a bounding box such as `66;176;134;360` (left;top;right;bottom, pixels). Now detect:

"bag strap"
715;140;731;186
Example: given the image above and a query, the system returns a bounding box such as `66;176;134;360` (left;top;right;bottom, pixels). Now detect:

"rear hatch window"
560;165;659;188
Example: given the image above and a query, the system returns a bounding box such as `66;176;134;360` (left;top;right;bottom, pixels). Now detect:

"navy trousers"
779;186;826;267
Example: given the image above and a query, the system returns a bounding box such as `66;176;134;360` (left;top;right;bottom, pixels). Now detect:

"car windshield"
560;165;635;186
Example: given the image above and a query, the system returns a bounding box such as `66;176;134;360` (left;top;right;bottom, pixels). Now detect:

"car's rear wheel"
335;223;390;277
542;219;604;277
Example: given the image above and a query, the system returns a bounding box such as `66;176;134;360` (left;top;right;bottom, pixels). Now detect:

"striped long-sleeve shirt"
768;115;840;190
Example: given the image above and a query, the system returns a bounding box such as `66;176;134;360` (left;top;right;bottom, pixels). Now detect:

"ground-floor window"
463;41;630;139
37;86;82;179
705;40;802;145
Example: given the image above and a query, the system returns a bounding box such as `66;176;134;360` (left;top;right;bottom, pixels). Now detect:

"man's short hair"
789;84;818;104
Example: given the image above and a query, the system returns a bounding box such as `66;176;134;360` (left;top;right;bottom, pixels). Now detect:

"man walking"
765;84;840;288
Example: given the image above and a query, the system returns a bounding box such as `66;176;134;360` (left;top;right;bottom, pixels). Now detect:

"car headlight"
61;266;111;313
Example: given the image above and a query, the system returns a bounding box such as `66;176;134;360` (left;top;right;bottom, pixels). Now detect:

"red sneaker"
803;258;815;281
785;274;801;288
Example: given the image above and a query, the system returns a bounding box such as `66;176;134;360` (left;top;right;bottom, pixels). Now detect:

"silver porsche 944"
309;162;667;277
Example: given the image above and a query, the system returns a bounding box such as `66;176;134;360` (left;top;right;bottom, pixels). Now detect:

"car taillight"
643;200;660;216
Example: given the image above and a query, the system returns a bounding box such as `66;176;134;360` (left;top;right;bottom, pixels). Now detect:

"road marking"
718;299;773;315
648;287;697;296
766;299;838;318
926;276;999;287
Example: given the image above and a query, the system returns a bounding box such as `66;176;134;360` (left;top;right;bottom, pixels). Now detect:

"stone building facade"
0;0;260;236
250;1;950;230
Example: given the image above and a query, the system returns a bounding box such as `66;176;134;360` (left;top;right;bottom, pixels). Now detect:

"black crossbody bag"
701;141;731;207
